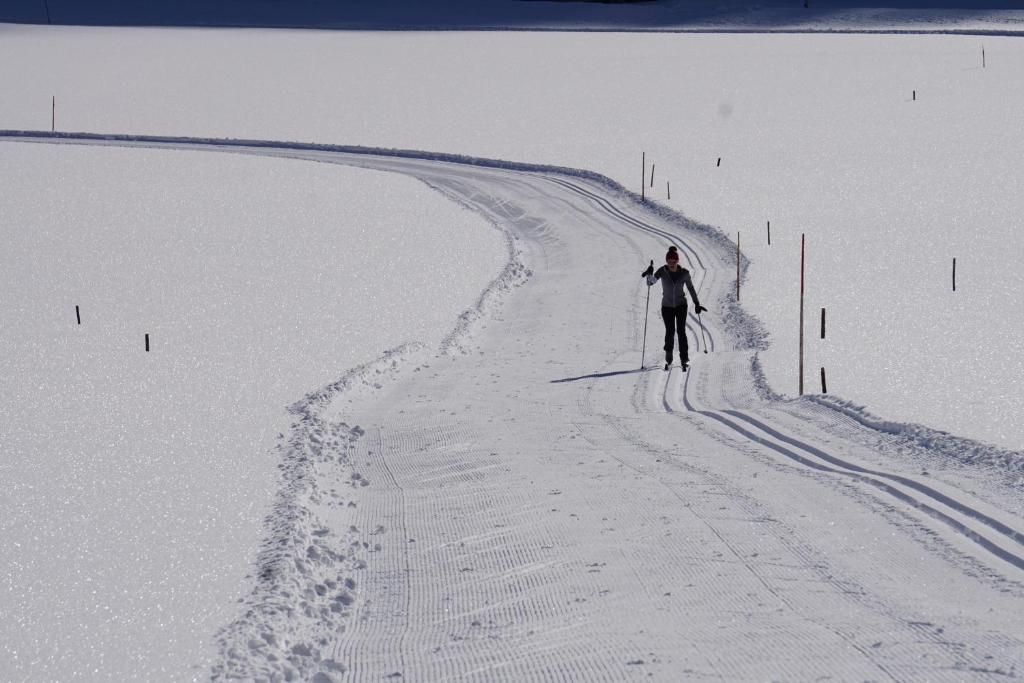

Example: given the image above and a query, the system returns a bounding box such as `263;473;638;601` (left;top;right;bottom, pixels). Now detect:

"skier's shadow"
550;367;655;384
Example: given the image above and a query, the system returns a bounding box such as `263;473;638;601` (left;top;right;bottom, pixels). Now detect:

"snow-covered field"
2;24;1023;448
3;18;1024;682
0;142;506;679
7;134;1016;682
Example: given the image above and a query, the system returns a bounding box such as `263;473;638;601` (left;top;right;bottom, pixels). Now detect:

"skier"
642;246;706;371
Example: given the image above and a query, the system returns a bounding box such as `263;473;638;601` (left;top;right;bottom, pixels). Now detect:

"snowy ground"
9;134;1016;681
3;20;1024;682
2;24;1022;449
0;142;506;680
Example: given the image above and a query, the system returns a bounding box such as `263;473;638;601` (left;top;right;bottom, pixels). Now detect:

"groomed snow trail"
6;132;1024;681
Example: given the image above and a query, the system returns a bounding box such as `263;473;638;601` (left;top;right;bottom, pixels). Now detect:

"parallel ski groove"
724;408;1024;545
675;367;1024;573
539;175;717;354
540;175;706;271
596;370;1020;676
580;384;913;680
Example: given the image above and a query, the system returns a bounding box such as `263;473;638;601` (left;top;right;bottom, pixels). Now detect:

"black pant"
662;304;689;364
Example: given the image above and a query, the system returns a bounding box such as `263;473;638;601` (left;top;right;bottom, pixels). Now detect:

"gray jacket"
647;266;701;309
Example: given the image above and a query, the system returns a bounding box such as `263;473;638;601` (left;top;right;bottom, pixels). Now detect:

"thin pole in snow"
913;90;916;101
75;305;81;325
650;164;655;188
717;157;721;167
820;367;827;394
820;307;826;339
696;307;709;354
953;258;957;291
51;96;55;132
767;220;771;245
800;233;806;396
641;260;652;369
145;333;150;352
641;152;645;202
666;181;670;199
982;46;986;69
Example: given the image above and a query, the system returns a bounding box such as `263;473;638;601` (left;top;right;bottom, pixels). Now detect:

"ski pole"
695;273;709;354
640;260;653;369
696;309;708;354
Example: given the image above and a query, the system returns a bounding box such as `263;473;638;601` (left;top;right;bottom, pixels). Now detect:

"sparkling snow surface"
3;22;1024;682
2;25;1022;449
26;139;1012;683
0;142;505;679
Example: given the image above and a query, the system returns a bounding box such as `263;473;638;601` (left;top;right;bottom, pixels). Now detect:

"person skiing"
642;246;706;371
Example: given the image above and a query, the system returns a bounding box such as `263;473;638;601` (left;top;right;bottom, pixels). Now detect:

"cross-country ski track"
6;131;1024;681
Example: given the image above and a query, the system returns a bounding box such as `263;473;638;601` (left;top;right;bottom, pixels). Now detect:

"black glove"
641;261;654;278
695;305;707;314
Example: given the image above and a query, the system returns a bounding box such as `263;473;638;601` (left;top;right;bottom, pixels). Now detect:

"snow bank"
213;343;426;681
807;394;1024;475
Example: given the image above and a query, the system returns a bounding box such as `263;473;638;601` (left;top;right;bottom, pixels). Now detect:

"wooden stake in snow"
799;233;806;397
666;181;671;199
953;257;957;291
913;90;916;101
820;367;827;394
650;164;655;188
767;220;771;245
820;307;826;339
145;333;150;352
75;305;81;325
641;152;645;202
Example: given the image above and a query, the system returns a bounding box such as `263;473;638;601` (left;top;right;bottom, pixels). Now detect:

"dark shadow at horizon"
4;0;1023;31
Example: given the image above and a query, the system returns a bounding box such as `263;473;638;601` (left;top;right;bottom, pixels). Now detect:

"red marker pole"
799;233;806;396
